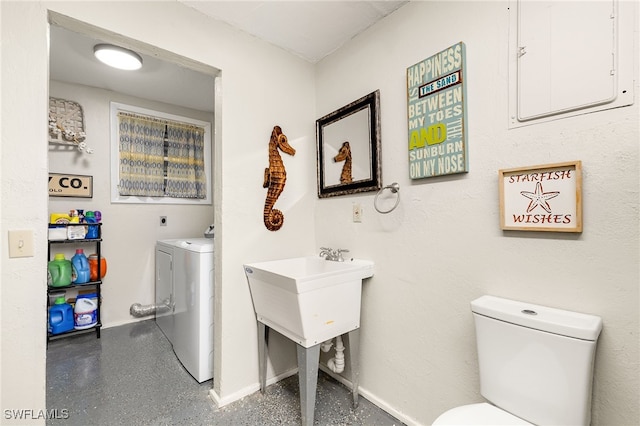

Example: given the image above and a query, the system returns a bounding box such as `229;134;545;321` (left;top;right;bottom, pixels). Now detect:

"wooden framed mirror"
316;90;381;198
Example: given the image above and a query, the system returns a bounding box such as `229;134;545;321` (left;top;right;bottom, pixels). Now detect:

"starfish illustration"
520;182;560;213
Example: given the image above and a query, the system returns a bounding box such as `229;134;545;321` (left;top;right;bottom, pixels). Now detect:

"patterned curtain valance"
117;111;206;199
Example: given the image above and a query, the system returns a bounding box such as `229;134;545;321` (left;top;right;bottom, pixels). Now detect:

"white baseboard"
318;365;420;426
209;368;298;409
356;385;421;426
101;316;148;329
210;364;421;425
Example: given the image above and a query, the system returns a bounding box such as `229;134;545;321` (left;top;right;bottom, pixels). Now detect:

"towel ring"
374;182;400;214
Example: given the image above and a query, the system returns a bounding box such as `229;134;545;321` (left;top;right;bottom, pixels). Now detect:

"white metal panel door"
517;0;616;121
171;247;200;381
155;247;174;344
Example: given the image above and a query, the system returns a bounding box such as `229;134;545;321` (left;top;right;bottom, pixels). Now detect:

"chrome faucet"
319;247;349;262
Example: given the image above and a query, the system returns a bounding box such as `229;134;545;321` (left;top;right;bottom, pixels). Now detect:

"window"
110;102;212;204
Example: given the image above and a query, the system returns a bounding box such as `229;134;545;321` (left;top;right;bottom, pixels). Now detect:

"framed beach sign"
407;42;468;179
499;161;582;232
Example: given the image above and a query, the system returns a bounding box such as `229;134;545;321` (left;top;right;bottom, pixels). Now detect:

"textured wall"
314;1;639;425
1;2;49;421
1;1;637;425
1;0;316;419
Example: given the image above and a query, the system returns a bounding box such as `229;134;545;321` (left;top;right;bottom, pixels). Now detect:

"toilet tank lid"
471;295;603;341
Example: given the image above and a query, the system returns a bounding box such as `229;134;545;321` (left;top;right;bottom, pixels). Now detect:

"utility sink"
244;256;374;348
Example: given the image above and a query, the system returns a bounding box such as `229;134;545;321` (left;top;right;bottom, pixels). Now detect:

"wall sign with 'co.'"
48;173;93;198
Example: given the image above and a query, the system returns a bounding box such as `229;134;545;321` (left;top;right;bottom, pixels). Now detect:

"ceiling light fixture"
93;44;143;71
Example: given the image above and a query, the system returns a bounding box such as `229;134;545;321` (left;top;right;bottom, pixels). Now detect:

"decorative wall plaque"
499;161;582;232
49;97;92;153
407;42;468;179
49;173;93;198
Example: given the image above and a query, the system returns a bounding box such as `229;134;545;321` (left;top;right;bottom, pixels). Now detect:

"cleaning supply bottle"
84;211;99;239
49;297;74;334
71;248;90;284
88;254;107;281
48;254;72;287
74;296;98;329
69;210;80;223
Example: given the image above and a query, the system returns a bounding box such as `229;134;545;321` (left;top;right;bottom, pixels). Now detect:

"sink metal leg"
347;328;361;407
257;322;269;393
297;343;320;426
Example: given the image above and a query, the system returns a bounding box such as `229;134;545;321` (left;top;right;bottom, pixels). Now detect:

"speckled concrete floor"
46;319;403;425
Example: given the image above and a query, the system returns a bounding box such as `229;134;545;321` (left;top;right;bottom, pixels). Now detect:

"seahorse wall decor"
334;141;353;184
263;125;296;231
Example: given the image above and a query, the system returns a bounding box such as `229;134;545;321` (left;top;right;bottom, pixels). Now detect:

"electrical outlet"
352;204;362;223
160;216;167;226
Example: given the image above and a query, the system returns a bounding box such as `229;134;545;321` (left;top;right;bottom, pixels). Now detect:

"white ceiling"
49;25;218;112
49;1;408;112
179;1;408;63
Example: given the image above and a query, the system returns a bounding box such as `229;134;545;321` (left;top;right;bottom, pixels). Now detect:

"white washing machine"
156;238;214;383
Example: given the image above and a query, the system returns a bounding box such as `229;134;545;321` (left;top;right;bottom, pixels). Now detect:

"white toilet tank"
472;295;602;426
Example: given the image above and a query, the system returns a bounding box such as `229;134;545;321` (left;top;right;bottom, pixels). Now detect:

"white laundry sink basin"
244;256;374;347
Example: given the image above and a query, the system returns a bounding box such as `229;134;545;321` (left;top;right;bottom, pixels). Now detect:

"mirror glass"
316;90;381;198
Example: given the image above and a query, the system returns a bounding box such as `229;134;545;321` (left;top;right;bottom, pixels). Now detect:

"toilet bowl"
433;403;531;425
433;295;602;426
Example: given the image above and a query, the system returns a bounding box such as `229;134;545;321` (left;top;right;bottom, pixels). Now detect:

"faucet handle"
336;248;349;261
319;247;332;258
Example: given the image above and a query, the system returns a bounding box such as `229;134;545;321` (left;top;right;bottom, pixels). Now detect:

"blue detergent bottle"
84;211;99;239
49;297;74;334
72;248;91;284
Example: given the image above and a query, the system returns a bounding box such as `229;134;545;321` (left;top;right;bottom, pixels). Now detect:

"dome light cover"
93;44;143;70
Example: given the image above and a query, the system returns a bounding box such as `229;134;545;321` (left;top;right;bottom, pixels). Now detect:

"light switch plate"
8;229;34;258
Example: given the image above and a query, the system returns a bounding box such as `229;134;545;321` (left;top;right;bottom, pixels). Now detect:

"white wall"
48;80;215;328
1;0;316;420
1;2;50;420
1;1;638;425
315;1;639;425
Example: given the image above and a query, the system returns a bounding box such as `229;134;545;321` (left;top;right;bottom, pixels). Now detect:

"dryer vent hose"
129;299;171;318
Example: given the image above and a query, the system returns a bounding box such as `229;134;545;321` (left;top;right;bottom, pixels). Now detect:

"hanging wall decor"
407;42;467;179
499;161;582;232
48;97;92;154
316;90;381;198
263;125;296;231
48;173;93;198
